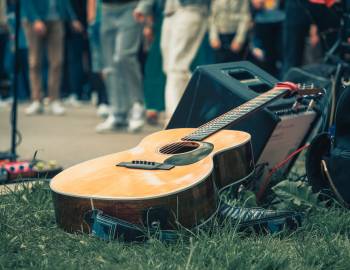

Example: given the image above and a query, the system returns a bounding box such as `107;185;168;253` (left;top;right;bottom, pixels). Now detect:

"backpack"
306;86;350;206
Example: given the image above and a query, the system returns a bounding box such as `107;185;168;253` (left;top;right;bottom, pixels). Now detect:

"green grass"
1;182;350;270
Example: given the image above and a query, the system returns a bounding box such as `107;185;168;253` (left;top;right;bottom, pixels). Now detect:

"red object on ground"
309;0;337;7
1;160;36;180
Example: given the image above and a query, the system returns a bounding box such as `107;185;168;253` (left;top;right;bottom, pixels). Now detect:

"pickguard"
164;142;214;166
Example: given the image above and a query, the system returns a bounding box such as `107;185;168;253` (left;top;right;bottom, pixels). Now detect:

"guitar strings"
166;84;317;154
162;108;238;154
161;101;258;154
161;93;276;154
164;107;259;154
160;110;230;154
162;87;290;154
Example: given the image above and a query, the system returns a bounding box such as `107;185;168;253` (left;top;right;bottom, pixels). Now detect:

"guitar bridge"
117;160;174;170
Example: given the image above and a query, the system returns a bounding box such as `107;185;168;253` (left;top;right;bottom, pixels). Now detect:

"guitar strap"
85;204;303;242
219;203;303;233
84;209;179;242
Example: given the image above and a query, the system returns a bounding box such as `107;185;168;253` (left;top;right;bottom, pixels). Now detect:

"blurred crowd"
0;0;341;132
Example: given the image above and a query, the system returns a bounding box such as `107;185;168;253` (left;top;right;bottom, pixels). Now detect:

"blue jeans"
101;2;143;117
88;21;103;73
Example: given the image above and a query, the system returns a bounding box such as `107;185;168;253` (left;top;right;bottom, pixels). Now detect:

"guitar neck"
182;85;290;142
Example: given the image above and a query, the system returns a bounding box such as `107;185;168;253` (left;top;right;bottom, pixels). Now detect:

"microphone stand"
10;0;20;161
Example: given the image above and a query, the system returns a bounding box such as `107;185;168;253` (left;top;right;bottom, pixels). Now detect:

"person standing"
63;0;88;106
161;0;210;122
87;0;110;118
95;0;145;133
281;0;312;76
250;0;285;77
22;0;82;115
209;0;250;63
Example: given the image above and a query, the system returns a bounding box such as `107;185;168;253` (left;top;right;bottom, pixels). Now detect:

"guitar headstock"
276;82;325;98
296;83;326;97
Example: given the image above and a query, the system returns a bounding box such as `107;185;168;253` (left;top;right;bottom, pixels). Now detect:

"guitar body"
50;128;254;233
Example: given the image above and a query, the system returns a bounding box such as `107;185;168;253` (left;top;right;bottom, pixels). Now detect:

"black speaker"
283;64;333;132
166;61;298;160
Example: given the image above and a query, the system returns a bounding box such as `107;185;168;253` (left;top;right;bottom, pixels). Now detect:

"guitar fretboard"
182;86;289;141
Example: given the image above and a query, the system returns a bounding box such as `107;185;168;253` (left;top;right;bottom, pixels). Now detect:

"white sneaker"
65;94;82;107
90;92;98;106
95;114;127;133
25;101;44;115
50;101;66;115
97;104;110;118
0;99;7;109
128;102;145;132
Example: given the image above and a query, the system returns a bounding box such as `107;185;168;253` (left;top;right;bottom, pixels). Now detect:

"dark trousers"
0;32;8;80
91;72;108;105
17;49;31;100
306;1;340;50
63;30;89;99
282;0;340;77
254;21;283;78
0;31;9;98
282;23;310;77
282;0;311;76
213;33;245;63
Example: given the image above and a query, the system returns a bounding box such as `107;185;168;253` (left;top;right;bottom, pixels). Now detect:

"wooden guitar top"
50;128;250;200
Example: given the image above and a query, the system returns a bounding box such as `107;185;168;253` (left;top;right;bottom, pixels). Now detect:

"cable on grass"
256;144;310;201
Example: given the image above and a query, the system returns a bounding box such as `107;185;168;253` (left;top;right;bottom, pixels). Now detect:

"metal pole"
10;0;20;161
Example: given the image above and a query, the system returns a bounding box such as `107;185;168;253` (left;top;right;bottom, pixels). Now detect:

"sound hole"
159;142;200;154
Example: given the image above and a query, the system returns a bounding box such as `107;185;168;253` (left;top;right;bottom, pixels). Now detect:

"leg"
96;5;128;131
213;33;238;63
23;22;44;101
18;49;30;100
67;31;85;99
213;46;228;64
115;16;143;107
101;13;124;117
97;4;143;132
46;21;64;101
282;0;311;77
164;7;208;119
114;7;144;131
88;22;108;105
91;72;108;105
160;15;174;75
0;32;8;80
282;23;309;77
102;6;142;117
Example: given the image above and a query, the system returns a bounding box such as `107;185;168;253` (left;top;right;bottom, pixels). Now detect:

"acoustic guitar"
50;82;320;233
